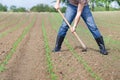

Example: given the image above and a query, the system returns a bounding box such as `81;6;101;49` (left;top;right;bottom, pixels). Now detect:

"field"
0;11;120;80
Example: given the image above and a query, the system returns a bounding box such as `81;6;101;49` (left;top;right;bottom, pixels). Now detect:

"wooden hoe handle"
58;9;87;50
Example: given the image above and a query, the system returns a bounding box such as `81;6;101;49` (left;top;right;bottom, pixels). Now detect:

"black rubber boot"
52;36;65;52
95;36;108;55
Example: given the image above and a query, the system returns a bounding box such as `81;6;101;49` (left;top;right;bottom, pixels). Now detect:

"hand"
54;3;60;10
71;27;76;33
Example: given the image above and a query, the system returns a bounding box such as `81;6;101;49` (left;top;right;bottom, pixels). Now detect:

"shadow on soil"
54;46;110;54
74;46;110;54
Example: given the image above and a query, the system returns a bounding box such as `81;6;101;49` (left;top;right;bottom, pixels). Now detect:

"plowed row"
0;12;120;80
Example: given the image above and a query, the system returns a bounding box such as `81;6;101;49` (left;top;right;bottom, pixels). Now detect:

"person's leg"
58;4;77;37
53;4;77;52
81;5;108;55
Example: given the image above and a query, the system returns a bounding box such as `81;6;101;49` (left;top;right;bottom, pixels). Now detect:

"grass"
42;21;58;80
0;16;36;72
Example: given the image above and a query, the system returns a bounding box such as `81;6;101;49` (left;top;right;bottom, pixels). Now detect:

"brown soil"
0;12;120;80
0;13;31;33
0;13;49;80
43;14;94;80
49;12;120;80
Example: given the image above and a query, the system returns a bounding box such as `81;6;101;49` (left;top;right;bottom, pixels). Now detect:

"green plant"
42;22;58;80
50;13;103;80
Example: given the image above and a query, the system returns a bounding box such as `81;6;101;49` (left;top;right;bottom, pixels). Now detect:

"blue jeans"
58;3;102;39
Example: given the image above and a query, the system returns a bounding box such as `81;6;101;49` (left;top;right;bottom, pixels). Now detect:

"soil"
0;12;120;80
0;13;49;80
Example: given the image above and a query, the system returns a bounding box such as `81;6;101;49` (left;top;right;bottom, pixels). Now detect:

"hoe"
58;9;87;51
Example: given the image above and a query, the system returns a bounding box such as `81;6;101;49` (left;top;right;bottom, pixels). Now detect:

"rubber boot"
52;36;65;52
95;36;108;55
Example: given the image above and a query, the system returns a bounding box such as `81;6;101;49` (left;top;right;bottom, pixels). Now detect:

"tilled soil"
49;12;120;80
0;13;49;80
0;12;120;80
43;14;94;80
